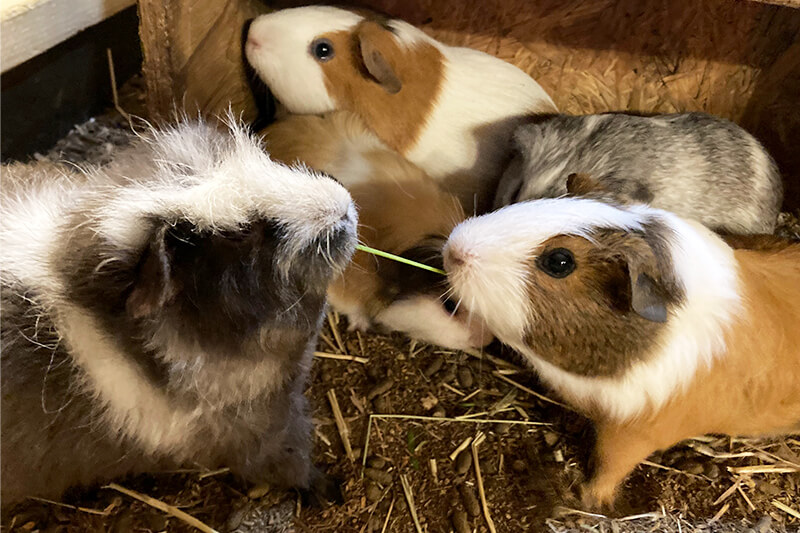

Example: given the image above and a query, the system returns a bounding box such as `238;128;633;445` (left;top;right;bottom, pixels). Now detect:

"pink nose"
246;36;261;50
443;245;465;271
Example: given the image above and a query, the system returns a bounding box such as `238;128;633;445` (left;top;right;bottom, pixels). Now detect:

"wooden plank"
138;0;263;121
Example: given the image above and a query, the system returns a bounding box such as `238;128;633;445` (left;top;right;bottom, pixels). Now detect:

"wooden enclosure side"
138;0;800;209
138;0;264;123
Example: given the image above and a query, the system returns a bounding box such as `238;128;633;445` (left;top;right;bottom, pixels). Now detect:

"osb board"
138;0;800;208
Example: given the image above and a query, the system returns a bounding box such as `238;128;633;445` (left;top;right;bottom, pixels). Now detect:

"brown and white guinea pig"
0;119;357;506
260;111;493;350
245;5;558;214
442;175;800;508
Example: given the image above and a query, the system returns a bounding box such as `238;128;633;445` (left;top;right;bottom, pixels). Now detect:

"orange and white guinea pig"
261;111;493;350
245;5;557;214
443;175;800;507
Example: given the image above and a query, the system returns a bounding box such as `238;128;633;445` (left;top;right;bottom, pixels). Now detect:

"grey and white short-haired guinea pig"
0;119;357;505
261;111;493;350
443;182;800;507
494;112;783;234
245;5;557;214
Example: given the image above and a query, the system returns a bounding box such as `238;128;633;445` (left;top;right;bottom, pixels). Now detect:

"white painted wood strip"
1;0;136;73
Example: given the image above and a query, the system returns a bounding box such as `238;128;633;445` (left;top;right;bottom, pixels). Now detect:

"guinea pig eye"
310;38;334;62
537;248;576;279
442;298;458;314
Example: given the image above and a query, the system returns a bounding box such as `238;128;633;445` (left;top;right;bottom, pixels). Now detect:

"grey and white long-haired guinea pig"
0;119;357;505
245;5;557;214
494;112;783;234
443;186;800;507
261;111;493;350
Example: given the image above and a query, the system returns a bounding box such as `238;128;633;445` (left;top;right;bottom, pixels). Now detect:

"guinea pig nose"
246;36;261;50
443;245;466;271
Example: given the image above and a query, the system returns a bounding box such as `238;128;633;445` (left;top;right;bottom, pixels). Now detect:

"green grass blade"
355;244;447;276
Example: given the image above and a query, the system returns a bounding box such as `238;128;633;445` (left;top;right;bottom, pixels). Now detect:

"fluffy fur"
444;197;800;506
245;5;557;214
260;111;492;349
0;119;357;505
494;112;783;234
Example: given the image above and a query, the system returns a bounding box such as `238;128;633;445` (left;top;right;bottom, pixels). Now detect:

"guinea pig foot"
299;468;344;508
345;313;371;332
580;480;617;514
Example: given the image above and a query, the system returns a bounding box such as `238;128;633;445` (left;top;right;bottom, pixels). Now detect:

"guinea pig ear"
621;232;683;323
566;173;606;197
126;224;181;319
356;21;402;94
629;269;668;323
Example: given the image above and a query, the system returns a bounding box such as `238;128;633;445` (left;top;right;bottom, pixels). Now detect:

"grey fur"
495;113;783;234
0;120;356;506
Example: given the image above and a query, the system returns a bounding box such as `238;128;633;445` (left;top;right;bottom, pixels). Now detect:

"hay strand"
104;482;218;533
327;389;356;463
471;432;497;533
399;474;424;533
314;351;369;364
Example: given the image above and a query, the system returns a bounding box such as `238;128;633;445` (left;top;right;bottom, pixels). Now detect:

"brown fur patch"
719;232;796;251
319;22;445;154
522;227;682;378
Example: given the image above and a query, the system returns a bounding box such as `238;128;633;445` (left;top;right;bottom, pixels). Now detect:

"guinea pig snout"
443;243;469;273
309;200;358;266
245;35;262;51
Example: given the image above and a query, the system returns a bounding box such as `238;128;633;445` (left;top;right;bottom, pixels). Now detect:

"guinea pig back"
0;119;357;505
495;112;783;234
443;198;800;507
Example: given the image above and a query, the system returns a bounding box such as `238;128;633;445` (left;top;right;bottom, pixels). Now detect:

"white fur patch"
386;19;427;48
445;198;741;421
92;121;354;272
59;305;290;456
58;306;202;455
246;7;363;114
1;168;73;296
375;295;482;350
405;45;556;182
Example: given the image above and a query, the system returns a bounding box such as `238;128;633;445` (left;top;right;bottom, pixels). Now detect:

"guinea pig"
0;119;357;506
443;187;800;508
245;5;558;214
494;112;783;234
260;111;493;350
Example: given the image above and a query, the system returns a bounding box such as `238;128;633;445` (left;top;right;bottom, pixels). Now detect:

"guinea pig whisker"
448;296;464;318
326;231;332;264
279;289;310;317
438;285;456;301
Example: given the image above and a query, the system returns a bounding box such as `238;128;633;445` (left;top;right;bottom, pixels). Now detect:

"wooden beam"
138;0;262;121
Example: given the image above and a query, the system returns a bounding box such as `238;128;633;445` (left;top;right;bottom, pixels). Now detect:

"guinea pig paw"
345;314;372;333
580;481;616;514
299;468;344;508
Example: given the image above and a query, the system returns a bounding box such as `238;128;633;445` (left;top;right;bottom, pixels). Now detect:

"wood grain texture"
138;0;263;121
